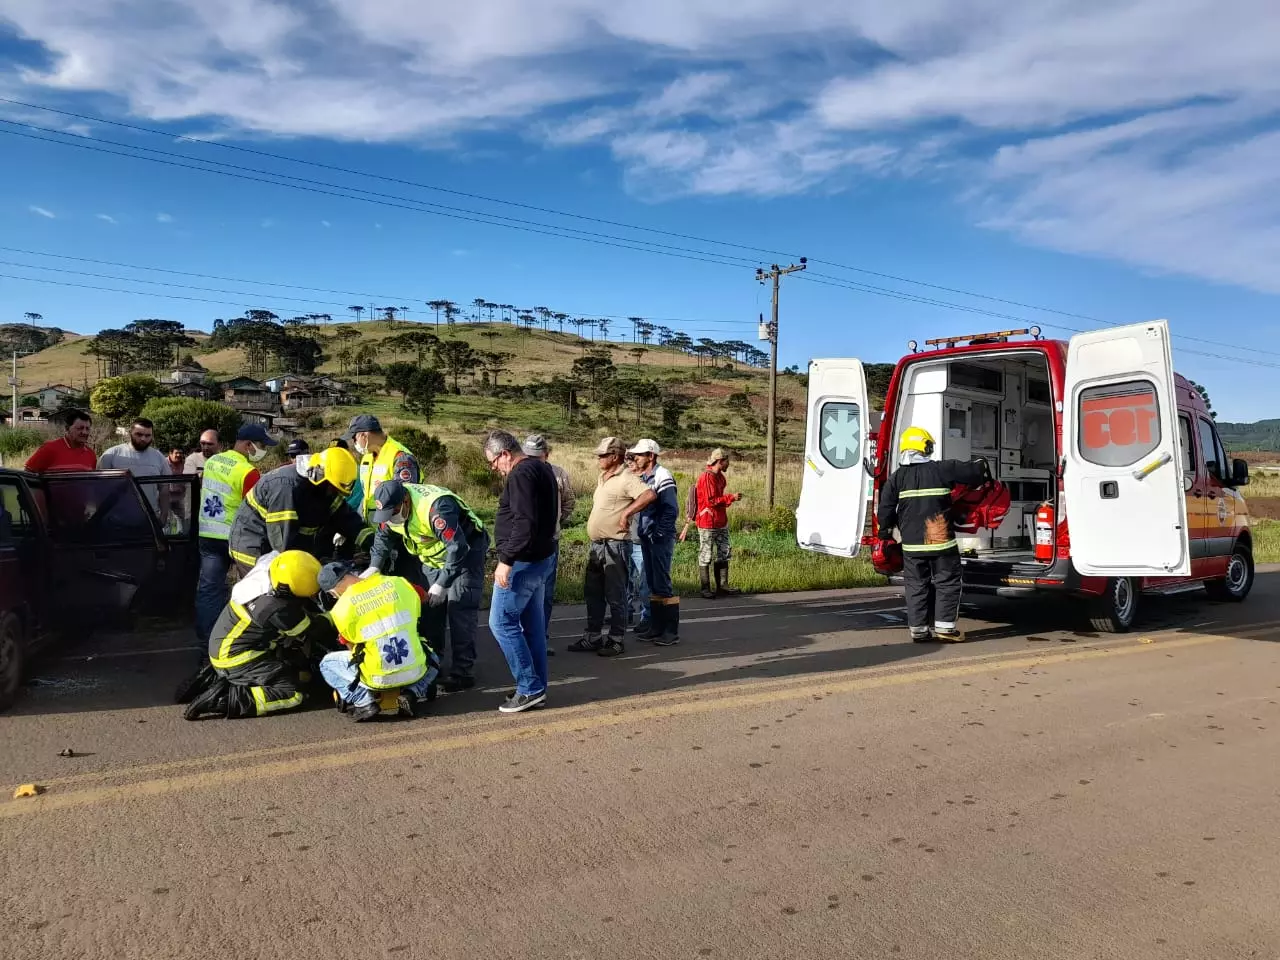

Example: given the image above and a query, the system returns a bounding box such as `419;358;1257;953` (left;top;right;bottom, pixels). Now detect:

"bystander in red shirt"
25;436;97;473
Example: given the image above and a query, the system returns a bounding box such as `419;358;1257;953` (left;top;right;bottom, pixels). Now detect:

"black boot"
175;662;215;704
653;599;680;647
699;565;716;599
715;562;741;596
637;603;663;642
183;678;229;720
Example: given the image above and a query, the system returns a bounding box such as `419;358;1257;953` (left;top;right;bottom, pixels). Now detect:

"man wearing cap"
193;424;273;647
345;414;421;522
228;445;370;575
366;479;489;693
628;439;681;645
521;434;576;643
681;448;743;599
569;437;656;657
316;562;440;722
285;437;310;467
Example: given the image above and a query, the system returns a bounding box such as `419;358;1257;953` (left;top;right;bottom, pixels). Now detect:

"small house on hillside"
239;410;279;430
172;381;215;400
280;382;351;410
17;406;49;423
220;376;278;413
265;374;307;393
169;361;207;385
37;384;78;410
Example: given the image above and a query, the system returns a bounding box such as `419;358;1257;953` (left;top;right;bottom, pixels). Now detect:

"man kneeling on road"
365;479;489;694
183;550;329;720
317;562;440;722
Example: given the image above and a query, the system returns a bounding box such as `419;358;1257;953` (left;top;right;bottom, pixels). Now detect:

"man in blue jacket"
628;439;680;646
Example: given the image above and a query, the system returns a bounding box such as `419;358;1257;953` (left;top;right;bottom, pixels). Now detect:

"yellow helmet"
900;426;935;456
269;550;322;598
307;446;358;495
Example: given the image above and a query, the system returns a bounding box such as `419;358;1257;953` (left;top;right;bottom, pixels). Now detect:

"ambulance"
797;321;1254;631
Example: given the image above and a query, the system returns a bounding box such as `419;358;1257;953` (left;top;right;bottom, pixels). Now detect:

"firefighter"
228;445;371;574
317;562;440;722
365;479;489;693
183;550;329;720
877;426;987;643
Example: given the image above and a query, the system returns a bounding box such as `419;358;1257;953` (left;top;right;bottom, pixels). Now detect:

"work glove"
427;583;448;607
358;566;379;579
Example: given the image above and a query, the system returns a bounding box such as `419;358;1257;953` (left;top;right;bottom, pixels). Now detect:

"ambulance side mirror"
1231;459;1250;488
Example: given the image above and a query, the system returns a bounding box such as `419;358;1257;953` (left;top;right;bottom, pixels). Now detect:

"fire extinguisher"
1034;502;1055;562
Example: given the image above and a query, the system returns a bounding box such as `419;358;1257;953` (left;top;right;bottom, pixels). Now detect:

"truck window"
1178;415;1195;474
1196;417;1225;482
817;401;861;469
1027;378;1051;405
1077;381;1161;468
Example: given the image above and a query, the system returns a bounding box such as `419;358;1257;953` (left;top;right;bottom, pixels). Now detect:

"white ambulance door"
1062;320;1190;576
796;358;871;557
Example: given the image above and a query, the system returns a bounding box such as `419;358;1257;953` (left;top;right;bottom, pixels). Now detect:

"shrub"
393;426;448;473
140;397;243;453
305;414;325;431
90;374;169;422
0;427;45;459
452;442;499;492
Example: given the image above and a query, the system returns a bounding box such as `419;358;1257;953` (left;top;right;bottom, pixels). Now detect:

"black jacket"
229;466;370;565
495;457;558;565
877;458;986;553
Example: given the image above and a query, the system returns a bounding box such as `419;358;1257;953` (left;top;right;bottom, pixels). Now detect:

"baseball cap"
342;414;382;440
317;561;354;593
627;438;661;456
237;424;278;446
522;434;550;456
593;436;625;457
370;479;409;524
707;447;729;465
286;438;310;458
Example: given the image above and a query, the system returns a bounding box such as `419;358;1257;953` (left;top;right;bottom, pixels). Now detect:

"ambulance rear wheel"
1205;543;1254;602
1088;577;1139;633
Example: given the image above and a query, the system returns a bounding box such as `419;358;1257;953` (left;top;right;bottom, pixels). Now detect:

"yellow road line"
31;630;1158;792
2;633;1227;819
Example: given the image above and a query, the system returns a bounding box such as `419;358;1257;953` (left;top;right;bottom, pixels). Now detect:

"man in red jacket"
680;447;742;599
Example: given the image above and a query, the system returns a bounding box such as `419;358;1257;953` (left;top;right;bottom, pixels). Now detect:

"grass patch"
1252;519;1280;564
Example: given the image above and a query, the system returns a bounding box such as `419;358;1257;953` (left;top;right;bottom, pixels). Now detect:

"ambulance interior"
889;352;1056;562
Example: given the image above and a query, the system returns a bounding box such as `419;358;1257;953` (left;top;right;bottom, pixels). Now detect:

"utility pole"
9;351;22;428
756;258;806;510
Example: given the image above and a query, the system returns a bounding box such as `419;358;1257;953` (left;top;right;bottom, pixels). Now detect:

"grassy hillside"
1220;419;1280;453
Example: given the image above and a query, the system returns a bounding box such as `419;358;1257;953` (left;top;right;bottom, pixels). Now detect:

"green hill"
1219;419;1280;453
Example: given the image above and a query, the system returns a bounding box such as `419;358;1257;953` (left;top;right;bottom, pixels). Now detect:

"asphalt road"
5;572;1280;960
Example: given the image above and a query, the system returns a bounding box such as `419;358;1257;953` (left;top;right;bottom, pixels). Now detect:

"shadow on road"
11;572;1279;722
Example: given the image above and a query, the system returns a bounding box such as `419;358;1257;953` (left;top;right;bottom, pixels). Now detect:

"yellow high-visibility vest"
359;436;414;521
199;450;255;541
394;484;484;569
330;574;427;690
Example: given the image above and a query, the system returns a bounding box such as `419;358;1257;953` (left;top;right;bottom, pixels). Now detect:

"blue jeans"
628;541;649;621
319;650;439;708
488;556;552;698
641;536;675;598
195;538;231;647
542;542;560;636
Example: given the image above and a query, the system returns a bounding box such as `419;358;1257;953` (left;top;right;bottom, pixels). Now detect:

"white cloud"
27;204;56;218
95;212;116;223
320;219;331;228
2;0;1279;291
155;212;173;222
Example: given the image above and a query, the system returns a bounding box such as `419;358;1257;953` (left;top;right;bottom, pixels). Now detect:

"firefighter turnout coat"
877;457;988;554
229;465;371;569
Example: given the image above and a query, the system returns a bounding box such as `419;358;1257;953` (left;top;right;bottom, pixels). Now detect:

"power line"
0;248;753;329
0;120;758;272
6;95;1273;362
3;105;1274;364
799;272;1280;370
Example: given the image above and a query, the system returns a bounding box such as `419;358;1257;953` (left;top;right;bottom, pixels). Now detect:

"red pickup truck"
0;468;199;711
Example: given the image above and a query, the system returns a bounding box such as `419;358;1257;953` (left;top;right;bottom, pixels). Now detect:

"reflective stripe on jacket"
330;574;427;689
876;458;986;554
198;450;255;541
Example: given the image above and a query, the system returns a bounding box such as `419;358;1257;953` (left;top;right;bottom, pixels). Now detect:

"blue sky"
1;0;1278;420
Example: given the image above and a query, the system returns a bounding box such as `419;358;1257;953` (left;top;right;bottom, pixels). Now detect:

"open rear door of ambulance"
1062;319;1190;577
796;358;870;557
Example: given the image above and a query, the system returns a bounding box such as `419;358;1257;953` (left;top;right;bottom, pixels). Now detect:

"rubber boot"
653;599;680;647
635;603;662;641
183;677;229;720
714;562;741;596
699;565;716;599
